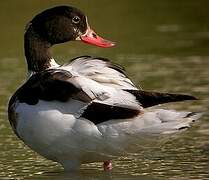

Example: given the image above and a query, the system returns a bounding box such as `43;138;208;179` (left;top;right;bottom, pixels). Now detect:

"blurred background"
0;1;209;179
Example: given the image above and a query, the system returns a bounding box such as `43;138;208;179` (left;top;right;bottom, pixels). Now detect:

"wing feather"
125;89;197;108
12;68;142;125
63;56;138;90
12;57;197;126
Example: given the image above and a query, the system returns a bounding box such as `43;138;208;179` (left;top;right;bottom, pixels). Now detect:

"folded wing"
13;57;197;125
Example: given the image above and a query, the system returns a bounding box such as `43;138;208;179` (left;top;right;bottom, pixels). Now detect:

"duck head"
27;6;115;48
24;6;115;73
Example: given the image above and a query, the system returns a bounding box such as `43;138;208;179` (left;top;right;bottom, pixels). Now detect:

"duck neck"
24;26;58;73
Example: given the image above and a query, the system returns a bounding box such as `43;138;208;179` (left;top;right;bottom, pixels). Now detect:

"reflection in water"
0;0;209;179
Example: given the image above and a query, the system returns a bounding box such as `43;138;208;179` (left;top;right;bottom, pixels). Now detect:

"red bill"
80;28;115;48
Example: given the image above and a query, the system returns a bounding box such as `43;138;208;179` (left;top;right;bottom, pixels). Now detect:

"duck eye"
72;16;80;24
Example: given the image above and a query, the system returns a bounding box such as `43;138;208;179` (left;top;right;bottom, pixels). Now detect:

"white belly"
15;100;117;164
13;98;195;169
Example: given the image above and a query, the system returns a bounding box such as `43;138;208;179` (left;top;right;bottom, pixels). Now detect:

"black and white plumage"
8;6;201;171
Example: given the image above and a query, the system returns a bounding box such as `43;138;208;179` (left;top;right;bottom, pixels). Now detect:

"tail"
137;109;202;135
97;109;202;154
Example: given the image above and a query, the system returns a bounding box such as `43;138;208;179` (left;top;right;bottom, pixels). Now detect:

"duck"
8;5;201;171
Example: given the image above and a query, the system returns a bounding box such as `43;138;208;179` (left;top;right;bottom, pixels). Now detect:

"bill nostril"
92;33;97;39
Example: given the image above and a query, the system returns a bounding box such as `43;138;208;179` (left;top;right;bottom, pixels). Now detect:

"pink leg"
103;160;113;171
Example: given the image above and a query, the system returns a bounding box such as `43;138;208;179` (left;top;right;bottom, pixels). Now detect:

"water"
0;0;209;179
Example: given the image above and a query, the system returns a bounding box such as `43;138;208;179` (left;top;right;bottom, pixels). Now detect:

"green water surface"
0;1;209;179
